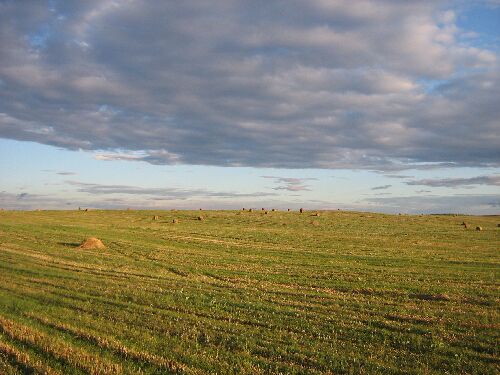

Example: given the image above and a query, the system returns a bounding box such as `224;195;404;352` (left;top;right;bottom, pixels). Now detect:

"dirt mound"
79;237;106;249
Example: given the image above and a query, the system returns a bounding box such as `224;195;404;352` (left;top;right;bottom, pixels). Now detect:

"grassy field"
0;209;498;374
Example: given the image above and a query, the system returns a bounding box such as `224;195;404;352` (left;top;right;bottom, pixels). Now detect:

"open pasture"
0;210;498;374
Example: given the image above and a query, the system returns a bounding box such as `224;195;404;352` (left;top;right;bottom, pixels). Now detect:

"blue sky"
0;1;499;213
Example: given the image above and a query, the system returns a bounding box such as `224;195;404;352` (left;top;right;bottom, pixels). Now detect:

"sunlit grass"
0;209;498;374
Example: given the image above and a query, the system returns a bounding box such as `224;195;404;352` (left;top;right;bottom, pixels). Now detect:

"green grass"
0;209;498;374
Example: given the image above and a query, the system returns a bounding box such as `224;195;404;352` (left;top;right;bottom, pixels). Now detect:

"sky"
0;0;499;213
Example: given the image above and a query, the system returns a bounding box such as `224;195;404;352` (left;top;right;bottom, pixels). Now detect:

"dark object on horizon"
249;209;253;212
287;208;291;212
242;208;245;211
299;208;304;213
272;209;276;212
262;208;265;211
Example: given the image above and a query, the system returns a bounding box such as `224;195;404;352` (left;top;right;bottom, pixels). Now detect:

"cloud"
406;175;500;187
0;1;498;170
364;194;500;214
262;176;317;191
95;150;181;164
371;184;392;190
384;174;413;179
65;180;276;200
0;191;72;210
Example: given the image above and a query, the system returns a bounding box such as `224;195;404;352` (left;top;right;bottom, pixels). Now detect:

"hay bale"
197;215;204;221
79;237;105;249
476;226;482;231
152;215;159;220
172;219;178;224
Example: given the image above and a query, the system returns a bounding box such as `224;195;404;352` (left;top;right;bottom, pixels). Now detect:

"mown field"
0;209;498;374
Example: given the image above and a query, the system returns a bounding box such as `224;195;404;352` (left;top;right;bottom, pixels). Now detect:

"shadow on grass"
58;242;80;248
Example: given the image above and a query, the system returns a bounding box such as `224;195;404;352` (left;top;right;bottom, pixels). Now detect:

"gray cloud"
66;180;276;200
371;184;392;190
262;176;317;191
43;169;76;175
384;174;413;179
0;1;498;170
406;175;500;187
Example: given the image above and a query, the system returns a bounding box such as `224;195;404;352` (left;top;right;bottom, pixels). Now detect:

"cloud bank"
0;1;499;170
406;174;500;187
66;180;276;200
